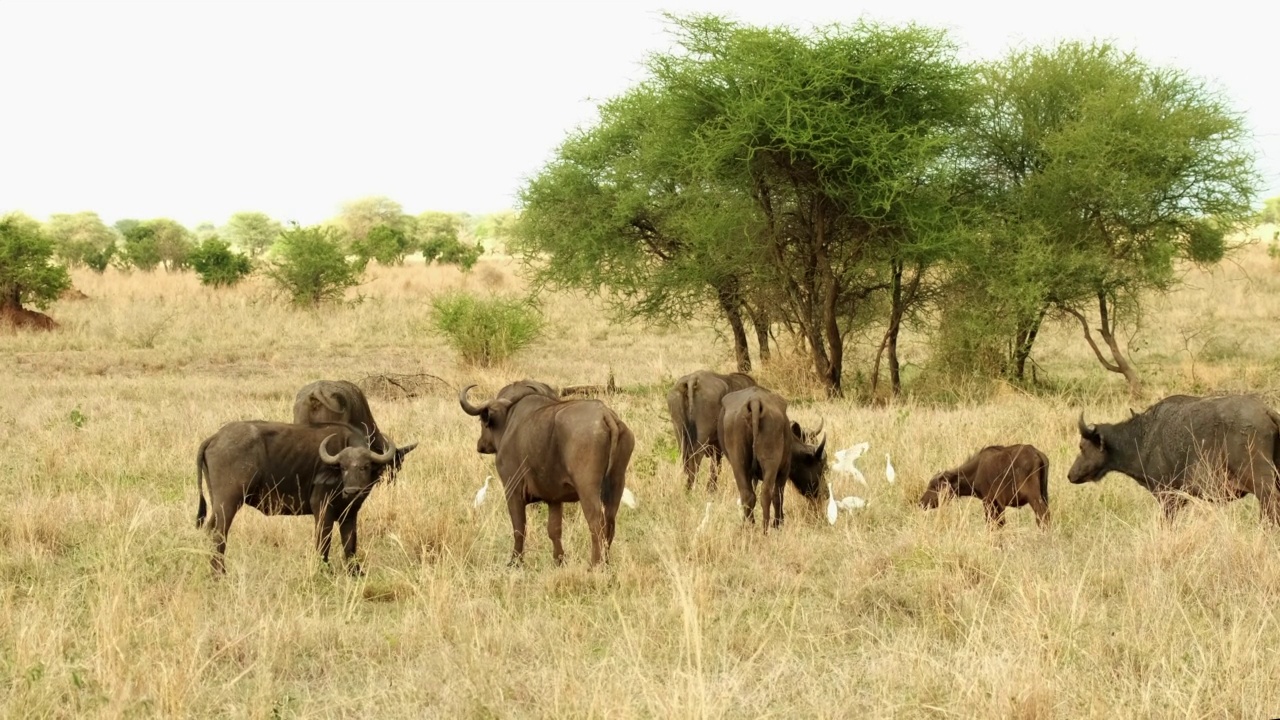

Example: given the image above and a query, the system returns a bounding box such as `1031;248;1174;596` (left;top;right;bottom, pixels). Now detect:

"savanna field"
6;240;1280;718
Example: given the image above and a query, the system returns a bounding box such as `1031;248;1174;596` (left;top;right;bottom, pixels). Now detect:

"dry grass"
4;249;1280;717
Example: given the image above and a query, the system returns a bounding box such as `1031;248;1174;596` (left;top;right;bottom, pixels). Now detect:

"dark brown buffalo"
460;382;634;567
718;387;828;531
920;444;1050;527
292;379;417;478
196;421;399;574
667;370;758;492
1069;394;1280;522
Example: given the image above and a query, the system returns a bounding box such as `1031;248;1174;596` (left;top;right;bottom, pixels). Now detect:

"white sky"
2;0;1277;228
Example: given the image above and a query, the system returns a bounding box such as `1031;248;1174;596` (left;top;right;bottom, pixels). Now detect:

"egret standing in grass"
621;487;638;510
825;480;839;525
885;453;896;484
696;501;713;534
473;475;491;509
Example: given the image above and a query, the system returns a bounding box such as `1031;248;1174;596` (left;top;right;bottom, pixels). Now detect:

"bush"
352;224;411;265
423;236;482;271
264;224;366;305
1;213;71;310
190;237;253;287
120;224;162;271
430;291;544;366
82;243;116;274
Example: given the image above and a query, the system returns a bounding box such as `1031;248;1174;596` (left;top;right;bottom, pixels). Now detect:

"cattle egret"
825;482;838;525
621;487;638;510
833;442;870;485
473;475;491;508
696;501;713;534
837;496;868;512
885;453;896;484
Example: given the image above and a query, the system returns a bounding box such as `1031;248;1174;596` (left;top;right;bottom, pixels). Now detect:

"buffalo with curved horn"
196;420;399;574
460;381;634;567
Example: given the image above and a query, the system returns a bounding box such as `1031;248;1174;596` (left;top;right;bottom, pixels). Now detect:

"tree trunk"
716;286;752;373
1063;292;1142;397
747;306;771;365
1012;305;1048;380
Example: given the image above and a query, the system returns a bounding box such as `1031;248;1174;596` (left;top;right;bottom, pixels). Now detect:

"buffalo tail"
1037;449;1050;504
601;413;623;505
746;397;762;477
195;436;212;529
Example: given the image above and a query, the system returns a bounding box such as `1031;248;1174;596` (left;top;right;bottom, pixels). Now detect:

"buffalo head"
319;434;397;497
1068;413;1108;484
787;421;828;501
459;385;517;454
919;472;955;509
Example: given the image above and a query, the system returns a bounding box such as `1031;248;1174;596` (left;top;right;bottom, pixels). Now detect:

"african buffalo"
718;386;828;531
459;382;634;567
667;370;758;492
195;421;403;574
293;379;417;479
1069;394;1280;522
920;444;1050;527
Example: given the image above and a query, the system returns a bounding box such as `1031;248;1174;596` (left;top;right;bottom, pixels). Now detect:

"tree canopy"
1;212;71;311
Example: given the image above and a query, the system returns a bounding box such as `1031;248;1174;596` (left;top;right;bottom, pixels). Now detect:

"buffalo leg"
338;511;363;576
727;456;755;524
547;502;566;566
707;446;722;493
205;498;241;574
1246;455;1280;524
759;468;780;533
984;501;1006;528
1029;494;1051;529
505;493;528;567
314;504;338;564
604;426;632;557
580;499;608;568
1157;492;1186;522
771;481;785;529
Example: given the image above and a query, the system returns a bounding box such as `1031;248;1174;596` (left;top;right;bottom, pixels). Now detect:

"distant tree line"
515;14;1262;398
0;202;512;321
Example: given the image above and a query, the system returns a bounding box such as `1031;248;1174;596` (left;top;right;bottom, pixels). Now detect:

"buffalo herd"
194;373;1280;573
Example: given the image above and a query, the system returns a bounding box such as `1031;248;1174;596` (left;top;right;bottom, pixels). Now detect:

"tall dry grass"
3;250;1280;717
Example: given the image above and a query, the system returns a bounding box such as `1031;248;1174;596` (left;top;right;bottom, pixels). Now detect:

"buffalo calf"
921;444;1050;527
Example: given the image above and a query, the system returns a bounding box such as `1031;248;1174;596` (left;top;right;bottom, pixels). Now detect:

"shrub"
264;224;366;305
190;237;253;287
430;291;544;366
352;224;411;265
423;236;482;271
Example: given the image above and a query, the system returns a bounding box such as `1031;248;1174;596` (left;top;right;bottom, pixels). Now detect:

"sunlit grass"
3;246;1280;716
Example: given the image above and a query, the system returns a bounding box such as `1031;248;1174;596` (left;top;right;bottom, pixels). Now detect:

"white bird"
832;442;870;485
885;453;896;484
825;481;838;525
696;501;713;534
621;487;639;510
837;496;868;512
473;475;491;508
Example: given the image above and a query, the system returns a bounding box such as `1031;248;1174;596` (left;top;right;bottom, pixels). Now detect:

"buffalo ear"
790;421;803;439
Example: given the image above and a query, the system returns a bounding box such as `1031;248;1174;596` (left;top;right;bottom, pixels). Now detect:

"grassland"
3;240;1280;718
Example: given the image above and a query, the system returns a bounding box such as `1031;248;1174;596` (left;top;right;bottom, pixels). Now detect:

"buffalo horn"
811;417;824;438
370;437;397;465
815;433;827;457
459;385;486;416
1077;413;1096;438
319;434;342;464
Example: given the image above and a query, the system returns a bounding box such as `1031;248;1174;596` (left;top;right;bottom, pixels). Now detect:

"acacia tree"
1;213;71;326
45;211;118;272
336;196;407;245
960;42;1258;394
517;81;769;371
520;15;973;393
222;211;282;256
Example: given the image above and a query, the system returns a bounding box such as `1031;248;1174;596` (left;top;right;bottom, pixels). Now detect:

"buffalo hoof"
347;563;365;577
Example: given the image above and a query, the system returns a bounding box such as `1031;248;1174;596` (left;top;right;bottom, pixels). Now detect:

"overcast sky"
2;0;1276;228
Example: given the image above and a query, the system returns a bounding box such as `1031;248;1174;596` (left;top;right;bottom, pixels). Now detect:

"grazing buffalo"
667;370;758;492
196;421;401;574
718;386;828;531
459;382;634;567
920;444;1050;527
293;379;417;479
1069;394;1280;522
